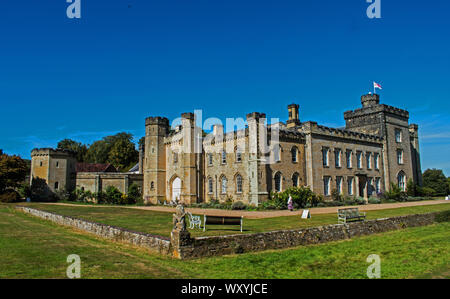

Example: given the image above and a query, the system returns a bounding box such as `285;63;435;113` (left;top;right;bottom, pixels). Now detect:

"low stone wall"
18;206;445;260
17;206;171;255
174;212;440;259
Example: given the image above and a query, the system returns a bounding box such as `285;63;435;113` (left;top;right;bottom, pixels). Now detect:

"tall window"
397;149;403;164
336;177;342;194
208;177;213;194
348;177;354;196
395;129;402;143
56;161;59;168
322;147;329;167
356;151;362;169
291;147;298;163
323;177;331;196
374;153;380;170
366;152;372;169
221;176;227;194
222;150;227;164
274;145;282;162
397;172;406;191
346;150;352;168
274;172;282;192
292;173;299;187
208;153;213;166
236;148;242;163
173;152;178;163
335;149;341;168
54;182;59;190
375;178;381;194
236;175;243;193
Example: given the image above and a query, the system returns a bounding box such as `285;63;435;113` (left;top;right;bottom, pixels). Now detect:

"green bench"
338;208;366;224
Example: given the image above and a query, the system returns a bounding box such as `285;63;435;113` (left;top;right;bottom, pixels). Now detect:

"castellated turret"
143;116;169;204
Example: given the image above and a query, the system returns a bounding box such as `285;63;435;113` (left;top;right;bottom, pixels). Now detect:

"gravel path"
41;199;449;219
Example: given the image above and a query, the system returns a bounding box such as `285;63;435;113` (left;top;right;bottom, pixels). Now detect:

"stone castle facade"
30;93;422;206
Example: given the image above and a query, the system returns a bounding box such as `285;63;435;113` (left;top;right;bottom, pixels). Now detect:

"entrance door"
172;177;181;202
358;176;367;197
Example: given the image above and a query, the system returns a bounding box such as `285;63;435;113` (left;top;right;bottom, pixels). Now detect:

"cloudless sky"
0;0;449;175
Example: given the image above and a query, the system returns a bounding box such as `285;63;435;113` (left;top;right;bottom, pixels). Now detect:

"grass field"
0;204;448;279
14;202;450;237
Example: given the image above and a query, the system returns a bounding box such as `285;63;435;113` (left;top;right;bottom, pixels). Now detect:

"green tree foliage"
422;169;449;196
84;132;138;171
108;138;139;171
57;139;88;162
383;182;407;201
267;187;323;210
0;152;28;193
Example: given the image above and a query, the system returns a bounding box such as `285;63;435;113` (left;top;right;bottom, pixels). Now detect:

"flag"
374;82;382;90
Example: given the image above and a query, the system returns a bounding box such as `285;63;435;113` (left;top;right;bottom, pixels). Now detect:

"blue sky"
0;0;449;175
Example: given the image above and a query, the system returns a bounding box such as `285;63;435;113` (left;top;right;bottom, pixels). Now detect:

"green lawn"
14;202;450;238
0;204;448;279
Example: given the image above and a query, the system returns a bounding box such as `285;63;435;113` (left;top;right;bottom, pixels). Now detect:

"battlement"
31;148;75;157
361;94;380;107
246;112;266;120
301;121;383;143
344;104;409;120
145;116;170;126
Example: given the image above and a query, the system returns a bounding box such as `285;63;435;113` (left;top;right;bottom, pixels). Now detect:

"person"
288;195;293;211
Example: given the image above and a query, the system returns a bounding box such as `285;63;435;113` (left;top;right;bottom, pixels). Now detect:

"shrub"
356;197;367;205
417;186;435;197
127;183;142;205
231;201;246;210
368;197;381;204
0;189;21;203
105;186;122;204
382;182;407;202
17;183;31;199
331;189;344;202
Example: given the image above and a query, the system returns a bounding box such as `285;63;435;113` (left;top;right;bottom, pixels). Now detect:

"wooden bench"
203;215;243;232
337;208;366;224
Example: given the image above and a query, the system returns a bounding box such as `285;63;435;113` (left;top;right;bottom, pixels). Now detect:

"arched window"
292;172;299;187
397;171;406;191
274;172;282;192
150;181;154;190
291;147;298;163
208;177;213;194
221;176;227;194
236;174;243;193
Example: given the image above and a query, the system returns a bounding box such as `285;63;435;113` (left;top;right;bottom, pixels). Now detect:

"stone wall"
173;212;440;259
17;206;171;255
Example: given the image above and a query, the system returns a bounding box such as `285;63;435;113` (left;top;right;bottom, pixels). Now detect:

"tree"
108;138;138;171
57;139;88;162
422;169;449;196
84;132;138;169
0;152;28;193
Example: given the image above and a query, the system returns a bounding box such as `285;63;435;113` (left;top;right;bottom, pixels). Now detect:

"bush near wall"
268;187;323;210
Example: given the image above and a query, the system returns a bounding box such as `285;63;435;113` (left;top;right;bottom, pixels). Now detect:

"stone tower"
179;112;201;204
247;112;269;205
30;148;77;194
344;94;418;188
286;104;301;128
143;117;169;204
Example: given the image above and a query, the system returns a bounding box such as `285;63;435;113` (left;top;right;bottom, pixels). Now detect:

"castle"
30;93;422;205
